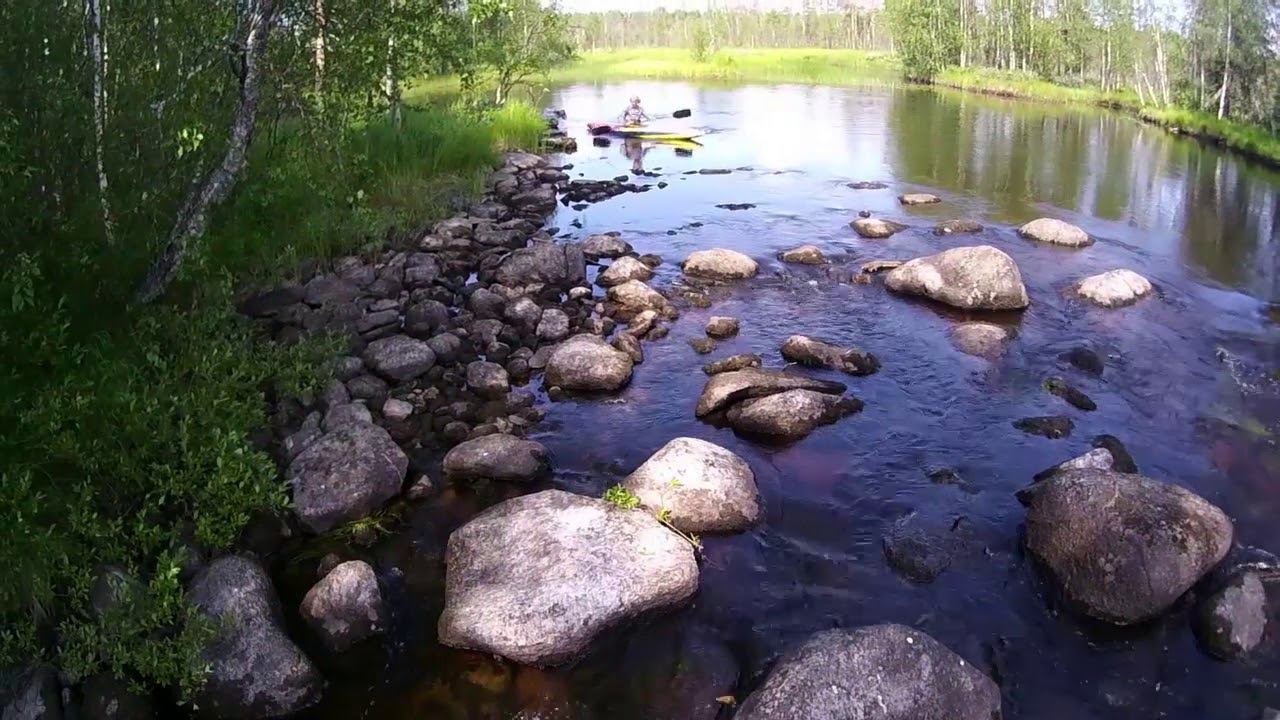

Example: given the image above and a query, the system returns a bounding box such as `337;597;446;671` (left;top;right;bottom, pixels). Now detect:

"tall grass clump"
202;103;545;281
553;48;900;85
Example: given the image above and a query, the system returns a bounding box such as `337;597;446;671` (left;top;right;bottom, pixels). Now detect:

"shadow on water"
296;81;1280;720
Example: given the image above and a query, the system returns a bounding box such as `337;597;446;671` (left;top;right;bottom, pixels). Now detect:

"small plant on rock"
604;484;640;510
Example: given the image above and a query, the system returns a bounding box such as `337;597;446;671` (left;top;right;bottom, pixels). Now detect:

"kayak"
588;122;701;143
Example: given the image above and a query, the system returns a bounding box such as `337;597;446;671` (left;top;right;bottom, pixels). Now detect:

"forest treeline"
569;0;1280;131
0;0;567;699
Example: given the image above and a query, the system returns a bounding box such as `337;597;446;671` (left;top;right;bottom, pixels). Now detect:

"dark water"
298;81;1280;719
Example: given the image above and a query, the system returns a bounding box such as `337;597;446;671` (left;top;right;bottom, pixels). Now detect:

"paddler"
619;96;650;127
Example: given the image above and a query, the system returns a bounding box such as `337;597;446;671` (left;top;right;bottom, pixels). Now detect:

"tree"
466;0;574;106
886;0;960;81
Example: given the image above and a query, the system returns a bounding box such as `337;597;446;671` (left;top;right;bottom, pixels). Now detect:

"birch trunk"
135;0;278;304
87;0;114;244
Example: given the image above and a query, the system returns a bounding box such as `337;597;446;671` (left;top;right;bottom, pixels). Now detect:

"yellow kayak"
588;122;701;143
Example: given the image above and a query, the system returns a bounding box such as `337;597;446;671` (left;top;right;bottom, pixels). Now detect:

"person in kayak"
619;96;650;126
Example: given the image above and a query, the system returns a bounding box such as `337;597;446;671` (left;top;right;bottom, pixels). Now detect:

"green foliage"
462;0;576;106
0;262;333;690
690;26;715;63
604;485;641;510
886;0;959;81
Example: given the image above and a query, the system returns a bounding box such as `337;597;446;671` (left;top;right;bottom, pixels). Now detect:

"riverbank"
0;102;547;704
557;48;1280;168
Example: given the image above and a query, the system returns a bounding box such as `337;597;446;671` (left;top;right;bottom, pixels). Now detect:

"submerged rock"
1093;434;1138;472
1018;469;1234;624
1075;269;1154;308
950;322;1012;359
1044;376;1096;411
544;334;634;392
1018;217;1093;247
781;334;880;375
1012;415;1074;439
847;180;888;190
885;245;1030;310
681;248;759;280
705;316;740;339
725;389;863;441
779;244;827;264
189;556;322;719
287;422;408;534
1196;571;1268;659
438;490;698;666
689;337;717;354
735;625;1000;720
899;192;942;205
443;433;550;483
1062;345;1105;375
612;333;644;363
696;367;846;417
934;219;984;235
850;217;907;239
596;256;654;287
300;560;385;652
703;353;762;375
622;437;760;533
883;515;954;583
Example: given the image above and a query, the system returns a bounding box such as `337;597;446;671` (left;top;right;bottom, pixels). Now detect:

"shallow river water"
298;81;1280;719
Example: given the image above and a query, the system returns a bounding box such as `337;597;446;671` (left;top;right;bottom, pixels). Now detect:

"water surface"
299;80;1280;720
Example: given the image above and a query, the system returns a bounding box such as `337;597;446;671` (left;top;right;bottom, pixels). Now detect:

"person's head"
630;95;642;108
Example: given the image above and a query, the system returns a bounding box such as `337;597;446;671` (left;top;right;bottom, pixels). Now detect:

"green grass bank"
558;48;1280;167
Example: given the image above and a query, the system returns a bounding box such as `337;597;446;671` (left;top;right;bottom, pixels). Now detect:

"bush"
0;257;331;695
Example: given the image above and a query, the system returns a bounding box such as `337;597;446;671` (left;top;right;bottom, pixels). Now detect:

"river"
297;80;1280;719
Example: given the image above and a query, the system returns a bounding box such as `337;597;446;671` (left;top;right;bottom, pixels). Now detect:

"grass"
202;103;545;281
556;48;1280;167
552;47;900;85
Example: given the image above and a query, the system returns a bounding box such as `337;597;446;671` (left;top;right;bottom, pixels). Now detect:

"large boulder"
544;334;634;392
696;368;846;417
494;243;586;288
300;560;385;652
1075;269;1154;308
596;256;654;287
681;249;758;280
1196;571;1268;659
1;666;61;720
1018;469;1234;624
362;335;436;382
466;360;510;400
189;556;322;719
736;625;1001;720
287;422;408;534
1018;217;1092;247
443;433;550;483
885;245;1030;310
726;389;863;441
438;490;699;666
850;217;907;239
607;280;670;318
781;335;880;376
582;233;632;260
622;437;760;533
